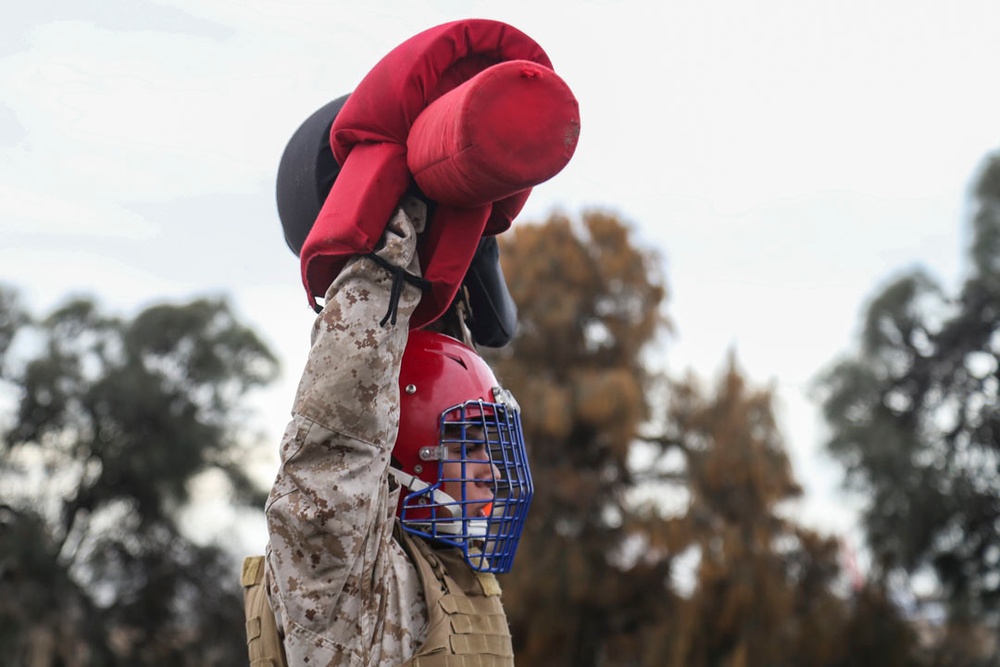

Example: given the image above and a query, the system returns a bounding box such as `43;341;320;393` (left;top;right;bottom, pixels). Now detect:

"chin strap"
389;467;456;510
389;467;488;538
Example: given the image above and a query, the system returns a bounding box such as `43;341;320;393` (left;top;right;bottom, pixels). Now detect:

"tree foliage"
818;152;1000;629
486;210;672;666
488;211;917;665
0;289;278;666
660;361;918;667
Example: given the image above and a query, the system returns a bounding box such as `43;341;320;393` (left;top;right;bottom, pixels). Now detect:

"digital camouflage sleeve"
265;198;430;666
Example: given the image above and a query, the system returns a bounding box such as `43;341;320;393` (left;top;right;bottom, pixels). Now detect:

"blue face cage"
399;395;533;573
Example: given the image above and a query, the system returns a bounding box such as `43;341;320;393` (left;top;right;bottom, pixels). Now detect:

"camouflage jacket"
265;198;430;666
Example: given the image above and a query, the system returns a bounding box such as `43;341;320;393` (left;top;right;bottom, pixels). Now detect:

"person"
242;195;533;666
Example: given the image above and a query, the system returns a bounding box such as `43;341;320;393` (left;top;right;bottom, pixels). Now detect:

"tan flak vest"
241;555;289;667
241;528;513;667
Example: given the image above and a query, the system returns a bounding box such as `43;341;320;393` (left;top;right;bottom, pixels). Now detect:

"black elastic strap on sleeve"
365;253;432;326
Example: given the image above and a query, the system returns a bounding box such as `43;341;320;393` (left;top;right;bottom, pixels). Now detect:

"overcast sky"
3;0;1000;557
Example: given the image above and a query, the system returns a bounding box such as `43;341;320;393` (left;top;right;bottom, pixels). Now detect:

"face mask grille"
399;398;533;573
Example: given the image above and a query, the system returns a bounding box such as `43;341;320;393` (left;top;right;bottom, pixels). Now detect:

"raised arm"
265;197;427;664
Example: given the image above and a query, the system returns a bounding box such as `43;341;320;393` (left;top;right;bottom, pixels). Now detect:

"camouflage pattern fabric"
266;197;431;666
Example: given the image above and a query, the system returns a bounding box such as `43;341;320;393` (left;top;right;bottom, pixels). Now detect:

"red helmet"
391;329;532;573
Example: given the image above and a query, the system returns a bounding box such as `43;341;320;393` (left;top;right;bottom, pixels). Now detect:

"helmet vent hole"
445;354;468;370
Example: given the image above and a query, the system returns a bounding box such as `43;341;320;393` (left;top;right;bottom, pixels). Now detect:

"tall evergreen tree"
818;152;1000;630
659;359;918;667
490;211;920;665
816;153;1000;666
486;210;673;666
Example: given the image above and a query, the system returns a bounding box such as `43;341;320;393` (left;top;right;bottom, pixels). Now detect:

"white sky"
3;0;1000;557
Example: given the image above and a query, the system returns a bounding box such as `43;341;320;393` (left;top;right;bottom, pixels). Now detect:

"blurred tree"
655;359;919;667
817;151;1000;634
485;210;674;666
0;288;278;666
659;359;810;666
488;211;920;665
